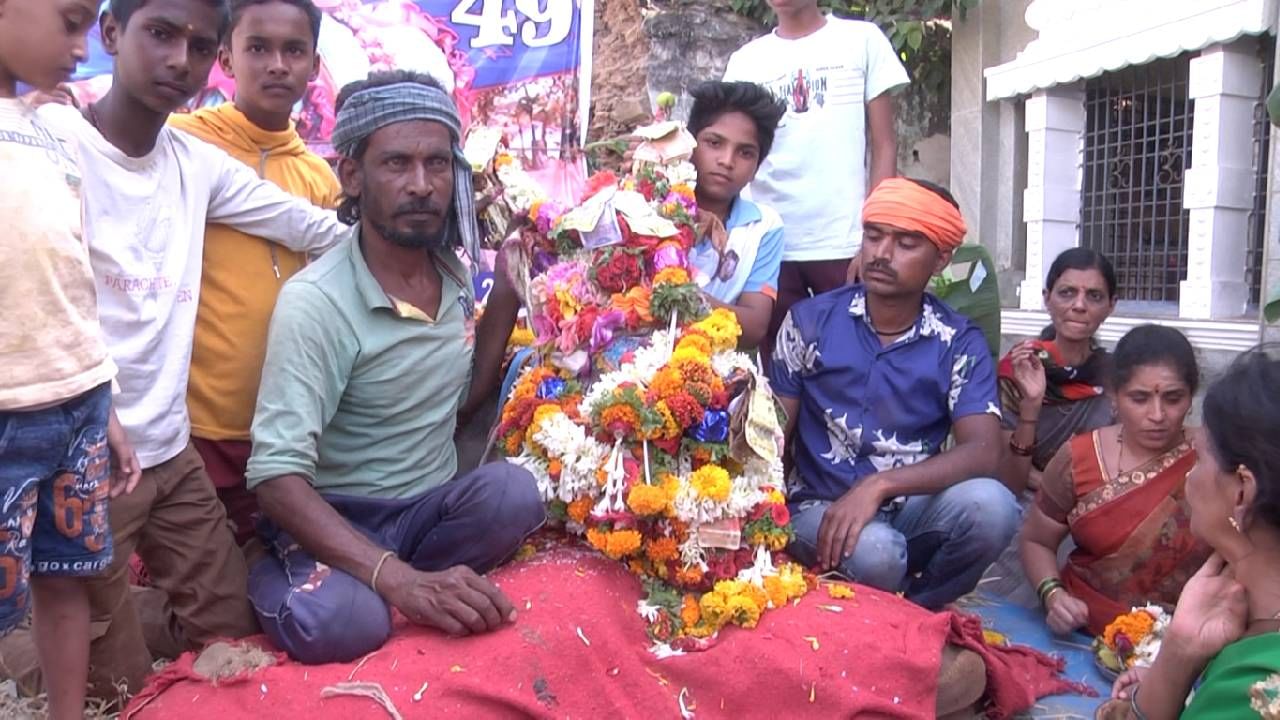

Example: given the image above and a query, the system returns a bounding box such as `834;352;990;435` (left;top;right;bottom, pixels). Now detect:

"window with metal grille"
1080;54;1194;305
1247;36;1276;309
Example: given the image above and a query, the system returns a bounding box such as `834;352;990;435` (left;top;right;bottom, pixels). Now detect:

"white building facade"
954;0;1279;362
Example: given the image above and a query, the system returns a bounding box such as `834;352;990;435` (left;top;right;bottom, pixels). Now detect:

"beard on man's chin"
364;208;453;251
373;221;449;250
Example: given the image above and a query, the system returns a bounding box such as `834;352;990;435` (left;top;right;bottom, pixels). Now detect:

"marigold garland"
690;464;731;503
627;484;673;516
587;527;644;559
645;535;680;563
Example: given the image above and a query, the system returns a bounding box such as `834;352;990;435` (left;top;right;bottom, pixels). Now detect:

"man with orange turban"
767;177;1019;609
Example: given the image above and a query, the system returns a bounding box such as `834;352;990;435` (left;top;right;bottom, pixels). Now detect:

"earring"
1229;516;1243;533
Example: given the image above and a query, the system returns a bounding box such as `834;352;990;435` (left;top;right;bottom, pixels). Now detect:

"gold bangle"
370;550;396;593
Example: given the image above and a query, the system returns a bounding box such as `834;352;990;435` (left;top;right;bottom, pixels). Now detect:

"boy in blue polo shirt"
685;80;787;350
463;81;788;422
770;177;1019;609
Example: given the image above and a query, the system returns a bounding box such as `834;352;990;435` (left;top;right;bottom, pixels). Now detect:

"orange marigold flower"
646;367;685;401
763;576;789;609
826;583;856;599
567;497;593;524
628;484;671;516
586;527;609;553
611;286;653;325
675;564;704;586
675;333;712;357
1104;609;1157;651
680;594;701;627
651;401;682;441
664;391;705;429
671;357;715;388
654;267;690;286
599;404;641;437
503;433;523;455
646;535;680;563
603;529;643;559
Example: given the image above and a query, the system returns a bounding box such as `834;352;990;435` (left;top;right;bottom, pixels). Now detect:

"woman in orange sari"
1020;325;1212;636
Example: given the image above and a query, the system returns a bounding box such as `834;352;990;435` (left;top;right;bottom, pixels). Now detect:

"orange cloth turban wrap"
861;178;968;250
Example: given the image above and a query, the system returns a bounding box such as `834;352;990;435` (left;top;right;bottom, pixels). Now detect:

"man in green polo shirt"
245;70;544;664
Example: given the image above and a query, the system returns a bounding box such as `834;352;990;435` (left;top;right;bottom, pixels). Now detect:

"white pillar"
1020;85;1085;310
1180;40;1262;319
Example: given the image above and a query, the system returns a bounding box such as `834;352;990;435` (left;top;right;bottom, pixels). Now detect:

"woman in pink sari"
1020;325;1211;636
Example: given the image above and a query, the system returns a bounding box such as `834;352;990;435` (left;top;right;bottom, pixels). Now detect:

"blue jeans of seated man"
248;462;545;664
787;477;1019;609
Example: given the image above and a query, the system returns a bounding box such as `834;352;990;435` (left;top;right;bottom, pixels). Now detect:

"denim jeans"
0;383;113;633
249;462;545;664
788;477;1019;609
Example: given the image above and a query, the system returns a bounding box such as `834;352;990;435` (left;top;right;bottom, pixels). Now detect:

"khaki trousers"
84;442;257;698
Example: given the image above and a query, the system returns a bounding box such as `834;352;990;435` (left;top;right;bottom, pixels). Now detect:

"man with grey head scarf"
330;69;482;262
244;70;544;664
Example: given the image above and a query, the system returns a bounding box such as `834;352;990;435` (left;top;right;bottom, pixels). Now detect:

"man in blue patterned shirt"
769;178;1018;608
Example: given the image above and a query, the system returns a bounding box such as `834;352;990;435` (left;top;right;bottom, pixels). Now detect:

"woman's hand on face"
1010;341;1048;405
1167;553;1248;663
1044;588;1091;635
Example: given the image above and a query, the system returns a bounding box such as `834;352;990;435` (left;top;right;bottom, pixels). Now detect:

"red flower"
674;224;696;251
664;391;705;429
710;388;729;409
582;171;618;201
573;305;601;342
651;437;681;456
770;504;790;527
592;247;645;294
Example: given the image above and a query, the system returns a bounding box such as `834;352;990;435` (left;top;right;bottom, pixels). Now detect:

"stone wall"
588;0;657;143
642;0;766;120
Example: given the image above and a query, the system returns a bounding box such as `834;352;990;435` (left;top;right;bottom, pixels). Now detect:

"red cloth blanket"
125;545;1089;719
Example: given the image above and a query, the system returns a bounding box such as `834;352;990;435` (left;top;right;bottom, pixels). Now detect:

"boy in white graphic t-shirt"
723;0;908;362
30;0;347;700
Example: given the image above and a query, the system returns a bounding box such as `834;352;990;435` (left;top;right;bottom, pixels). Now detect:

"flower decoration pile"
465;126;547;249
495;129;808;653
1094;604;1170;673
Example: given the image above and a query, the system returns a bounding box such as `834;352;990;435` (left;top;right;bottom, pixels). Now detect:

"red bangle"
1009;437;1035;457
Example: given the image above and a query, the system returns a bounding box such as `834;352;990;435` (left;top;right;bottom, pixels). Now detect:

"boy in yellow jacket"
170;0;339;544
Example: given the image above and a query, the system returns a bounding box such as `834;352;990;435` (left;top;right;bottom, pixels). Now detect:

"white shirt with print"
724;16;909;262
39;103;346;468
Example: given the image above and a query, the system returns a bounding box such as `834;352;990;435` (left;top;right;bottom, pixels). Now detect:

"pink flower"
531;313;557;344
650;243;687;273
590;310;627;352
